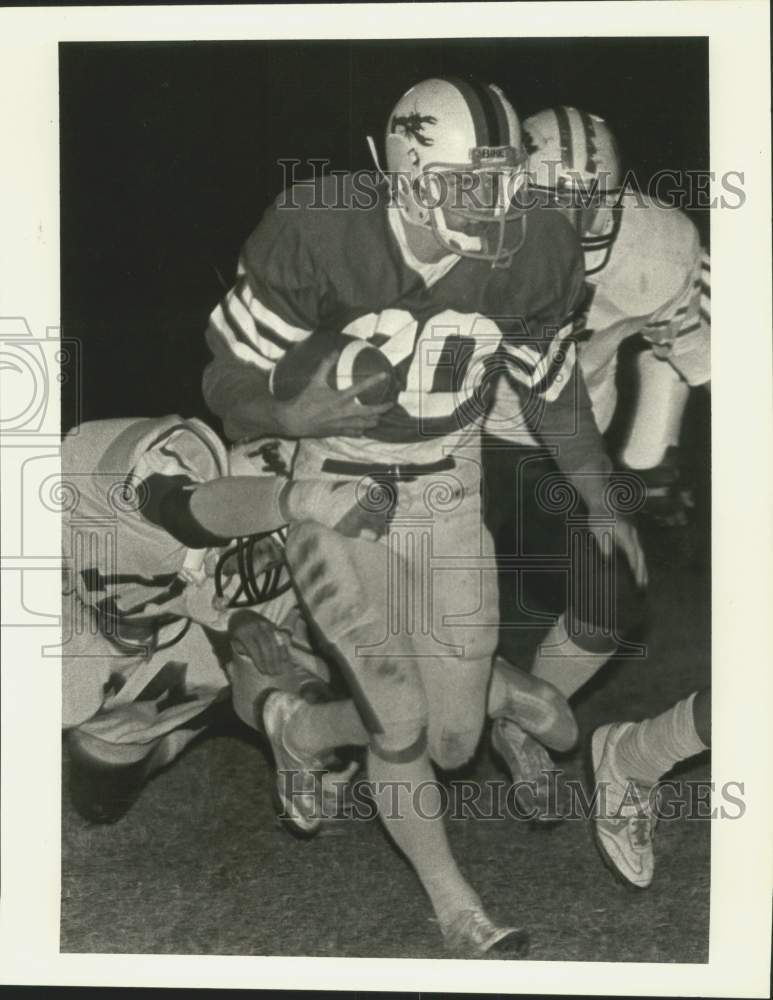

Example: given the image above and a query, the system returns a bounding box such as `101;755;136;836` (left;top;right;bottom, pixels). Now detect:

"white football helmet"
523;107;623;274
373;77;529;267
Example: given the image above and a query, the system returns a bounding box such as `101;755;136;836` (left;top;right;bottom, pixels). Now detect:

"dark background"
60;37;709;430
60;39;712;961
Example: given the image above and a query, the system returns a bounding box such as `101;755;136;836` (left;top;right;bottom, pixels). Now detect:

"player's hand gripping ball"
269;329;399;406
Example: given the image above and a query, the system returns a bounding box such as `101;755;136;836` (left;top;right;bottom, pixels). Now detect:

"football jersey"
202;174;606;471
488;195;711;444
583;193;710;388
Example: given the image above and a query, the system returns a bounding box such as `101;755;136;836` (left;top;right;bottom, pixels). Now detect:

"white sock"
530;614;611;698
367;747;480;926
613;692;709;786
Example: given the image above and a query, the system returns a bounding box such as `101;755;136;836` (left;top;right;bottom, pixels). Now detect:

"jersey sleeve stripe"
208;310;273;371
219;296;282;363
240;280;312;345
677;320;702;337
234;276;291;353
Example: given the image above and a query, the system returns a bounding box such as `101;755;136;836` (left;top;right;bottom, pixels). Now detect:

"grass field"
61;511;710;962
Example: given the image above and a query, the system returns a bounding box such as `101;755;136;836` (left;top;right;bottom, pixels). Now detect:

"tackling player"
201;77;643;955
489;105;710;516
61;415;382;823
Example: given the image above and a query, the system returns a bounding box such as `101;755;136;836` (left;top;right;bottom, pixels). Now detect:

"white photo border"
0;2;771;995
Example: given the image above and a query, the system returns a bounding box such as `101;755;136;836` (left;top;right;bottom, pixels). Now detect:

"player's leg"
620;350;690;470
530;534;645;698
619;350;692;525
590;688;710;888
487;655;577;752
286;519;528;956
491;461;645;819
222;599;365;836
225;606;332;732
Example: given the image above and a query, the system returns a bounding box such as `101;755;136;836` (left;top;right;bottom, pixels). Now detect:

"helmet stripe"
445;76;501;147
578;109;599;174
553;106;574;171
488;84;514;147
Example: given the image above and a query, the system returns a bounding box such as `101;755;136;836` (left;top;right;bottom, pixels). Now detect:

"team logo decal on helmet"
371;77;529;268
390;112;437;146
523;106;623;274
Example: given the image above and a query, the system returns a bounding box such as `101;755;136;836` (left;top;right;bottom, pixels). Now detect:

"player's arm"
503;263;611;514
139;472;389;547
202;200;389;442
503;267;646;586
203;341;390;443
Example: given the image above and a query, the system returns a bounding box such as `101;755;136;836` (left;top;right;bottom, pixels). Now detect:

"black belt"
321;455;455;482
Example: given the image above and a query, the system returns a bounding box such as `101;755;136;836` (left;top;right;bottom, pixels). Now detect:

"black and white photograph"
0;3;771;994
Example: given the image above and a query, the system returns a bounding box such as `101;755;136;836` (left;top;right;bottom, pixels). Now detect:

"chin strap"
366;136;391;187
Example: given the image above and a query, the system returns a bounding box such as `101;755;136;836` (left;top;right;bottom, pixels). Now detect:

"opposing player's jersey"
488;195;710;444
202;174;604;470
583;193;710;388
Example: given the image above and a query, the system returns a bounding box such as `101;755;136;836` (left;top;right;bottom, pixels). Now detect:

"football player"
590;688;710;888
61;415;382;823
201;77;644;956
494;105;710;519
483;105;709;806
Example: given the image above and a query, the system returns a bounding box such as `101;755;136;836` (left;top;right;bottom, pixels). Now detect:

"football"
269;329;400;406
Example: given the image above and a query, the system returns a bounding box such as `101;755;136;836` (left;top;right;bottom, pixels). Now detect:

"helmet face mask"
580;203;623;275
523;106;624;275
381;78;529;268
417;150;529;264
214;528;292;609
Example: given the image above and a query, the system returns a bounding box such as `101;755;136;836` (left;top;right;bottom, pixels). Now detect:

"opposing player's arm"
140;472;389;548
202;200;390;441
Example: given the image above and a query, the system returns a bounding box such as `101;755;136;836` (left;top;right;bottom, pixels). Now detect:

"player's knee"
429;725;482;770
370;723;428;763
428;697;487;770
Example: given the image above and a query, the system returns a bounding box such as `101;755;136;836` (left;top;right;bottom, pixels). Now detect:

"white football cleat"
590;722;657;889
262;690;326;839
440;907;530;958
